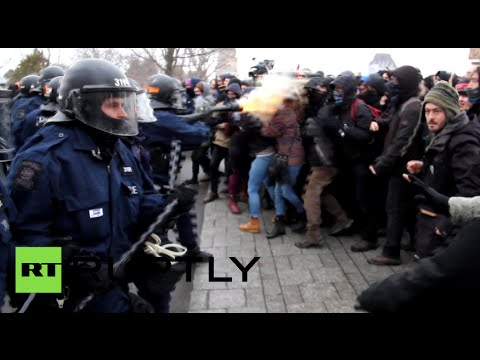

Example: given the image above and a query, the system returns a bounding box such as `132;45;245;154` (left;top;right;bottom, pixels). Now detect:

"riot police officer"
7;59;194;313
19;75;63;146
11;74;46;151
141;74;212;261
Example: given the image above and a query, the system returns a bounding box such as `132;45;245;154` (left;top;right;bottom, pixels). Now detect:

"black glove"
404;174;450;215
49;237;111;294
114;235;176;284
165;185;198;216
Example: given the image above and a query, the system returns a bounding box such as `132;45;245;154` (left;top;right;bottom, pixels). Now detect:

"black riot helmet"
19;75;40;96
51;58;138;136
40;76;63;112
35;66;65;93
145;74;186;111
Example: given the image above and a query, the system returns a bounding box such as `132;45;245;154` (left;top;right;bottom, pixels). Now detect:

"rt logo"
15;247;62;293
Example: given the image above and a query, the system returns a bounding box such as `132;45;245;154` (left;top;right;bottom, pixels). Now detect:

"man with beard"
405;80;480;259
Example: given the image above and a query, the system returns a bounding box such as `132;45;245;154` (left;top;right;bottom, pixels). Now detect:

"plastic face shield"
71;87;138;136
136;90;157;123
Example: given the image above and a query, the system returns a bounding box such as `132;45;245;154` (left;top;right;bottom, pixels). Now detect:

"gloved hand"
403;173;450;216
165;185;198;216
49;237;111;293
114;235;179;283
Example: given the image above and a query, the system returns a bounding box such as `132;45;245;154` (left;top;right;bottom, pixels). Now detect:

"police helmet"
35;66;65;93
40;76;63;112
19;75;40;95
145;74;186;111
52;59;138;136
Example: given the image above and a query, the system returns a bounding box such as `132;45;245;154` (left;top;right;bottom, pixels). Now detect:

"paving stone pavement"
189;195;416;313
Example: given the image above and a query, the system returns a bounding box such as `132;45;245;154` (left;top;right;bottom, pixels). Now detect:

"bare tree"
125;57;160;85
73;48;131;71
127;48;222;79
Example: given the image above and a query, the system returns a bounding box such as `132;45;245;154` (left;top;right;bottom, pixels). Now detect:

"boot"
290;211;307;233
266;216;286;239
184;245;212;263
203;192;218;204
239;191;249;203
239;217;260;233
295;225;325;248
367;254;401;266
228;195;242;214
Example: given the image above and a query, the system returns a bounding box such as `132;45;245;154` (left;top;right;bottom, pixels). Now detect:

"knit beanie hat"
423;80;460;121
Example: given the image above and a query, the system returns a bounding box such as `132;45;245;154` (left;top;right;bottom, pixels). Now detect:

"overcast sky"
0;48;473;80
236;48;473;79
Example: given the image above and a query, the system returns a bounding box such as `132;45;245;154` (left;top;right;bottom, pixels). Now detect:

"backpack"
350;98;382;121
349;98;384;151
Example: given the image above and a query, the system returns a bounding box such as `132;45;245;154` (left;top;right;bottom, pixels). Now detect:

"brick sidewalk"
188;195;416;313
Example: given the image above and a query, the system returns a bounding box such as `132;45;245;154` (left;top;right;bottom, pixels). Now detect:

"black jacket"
373;97;424;176
357;218;480;312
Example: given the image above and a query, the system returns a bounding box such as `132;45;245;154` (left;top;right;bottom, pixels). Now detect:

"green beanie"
423;80;460;121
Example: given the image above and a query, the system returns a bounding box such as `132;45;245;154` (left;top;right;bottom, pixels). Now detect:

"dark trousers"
191;145;210;181
176;212;197;250
351;162;378;243
382;175;417;259
209;144;229;194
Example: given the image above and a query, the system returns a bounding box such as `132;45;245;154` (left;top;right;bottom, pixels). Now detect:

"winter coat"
418;112;480;236
304;107;337;167
260;105;304;166
373;97;424;176
327;101;374;166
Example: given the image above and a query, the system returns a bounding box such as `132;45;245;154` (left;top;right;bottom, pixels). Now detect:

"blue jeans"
248;154;274;217
264;165;305;216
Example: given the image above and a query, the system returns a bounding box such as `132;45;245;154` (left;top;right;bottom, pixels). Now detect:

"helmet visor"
72;88;138;136
136;91;157;123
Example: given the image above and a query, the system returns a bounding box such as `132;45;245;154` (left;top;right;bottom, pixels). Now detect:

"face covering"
333;90;344;105
467;87;480;104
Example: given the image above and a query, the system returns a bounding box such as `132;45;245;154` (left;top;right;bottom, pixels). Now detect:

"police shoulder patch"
14;160;43;191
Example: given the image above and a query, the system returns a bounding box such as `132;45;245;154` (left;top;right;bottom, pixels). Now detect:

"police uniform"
140;111;210;184
7;124;166;312
11;95;45;150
